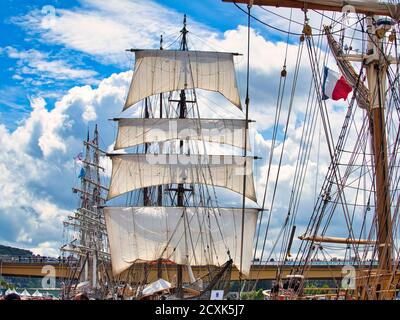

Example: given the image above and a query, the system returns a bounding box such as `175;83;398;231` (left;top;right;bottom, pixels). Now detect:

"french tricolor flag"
322;66;352;101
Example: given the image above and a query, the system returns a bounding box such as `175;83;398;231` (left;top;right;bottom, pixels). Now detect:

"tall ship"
60;126;115;299
102;16;260;300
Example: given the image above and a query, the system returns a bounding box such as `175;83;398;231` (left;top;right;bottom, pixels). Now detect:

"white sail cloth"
107;154;257;201
124;50;241;110
104;206;259;275
142;279;172;296
115;118;250;151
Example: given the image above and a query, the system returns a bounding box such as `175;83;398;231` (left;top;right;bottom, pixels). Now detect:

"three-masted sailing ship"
102;16;260;299
61;126;114;299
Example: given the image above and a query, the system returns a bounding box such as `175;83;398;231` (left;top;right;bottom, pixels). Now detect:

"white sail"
124;50;241;110
115;118;250;151
104;206;259;275
107;154;257;201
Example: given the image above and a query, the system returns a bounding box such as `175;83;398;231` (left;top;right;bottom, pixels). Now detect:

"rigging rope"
238;2;252;297
252;8;293;263
233;2;366;39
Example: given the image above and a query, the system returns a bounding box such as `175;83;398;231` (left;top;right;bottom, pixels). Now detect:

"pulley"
389;30;396;42
303;23;312;37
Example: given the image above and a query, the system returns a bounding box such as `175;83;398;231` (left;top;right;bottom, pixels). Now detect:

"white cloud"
0;71;131;254
1;46;98;84
14;0;217;66
31;241;61;257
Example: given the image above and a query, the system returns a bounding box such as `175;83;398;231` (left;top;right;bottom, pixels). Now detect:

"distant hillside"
0;244;33;257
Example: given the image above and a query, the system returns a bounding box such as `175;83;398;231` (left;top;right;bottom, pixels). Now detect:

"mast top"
180;14;188;51
182;14;187;31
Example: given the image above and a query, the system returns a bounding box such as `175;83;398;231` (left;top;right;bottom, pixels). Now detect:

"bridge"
0;258;377;282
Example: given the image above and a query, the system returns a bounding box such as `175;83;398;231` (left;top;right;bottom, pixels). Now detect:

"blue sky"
0;0;354;258
0;0;245;128
0;0;294;131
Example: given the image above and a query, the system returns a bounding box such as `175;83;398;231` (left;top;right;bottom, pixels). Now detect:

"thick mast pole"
81;129;91;283
158;35;164;208
365;15;392;273
92;125;99;291
176;14;189;298
143;98;151;206
177;15;189;208
157;35;164;280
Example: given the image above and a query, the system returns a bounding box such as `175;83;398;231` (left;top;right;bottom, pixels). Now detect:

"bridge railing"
0;255;77;265
1;255;379;267
251;260;379;267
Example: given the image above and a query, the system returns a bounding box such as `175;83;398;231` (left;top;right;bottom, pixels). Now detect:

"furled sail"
114;118;250;151
107;154;257;201
104;206;259;275
124;50;242;110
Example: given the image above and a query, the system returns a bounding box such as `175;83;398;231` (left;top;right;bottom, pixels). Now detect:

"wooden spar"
364;16;393;272
81;159;105;172
83;140;107;154
72;187;107;201
299;235;377;245
82;177;109;191
222;0;400;19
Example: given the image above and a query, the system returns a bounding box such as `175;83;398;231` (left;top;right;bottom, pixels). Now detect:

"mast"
158;34;163;207
177;14;188;299
365;15;392;272
62;125;112;299
143;98;150;206
157;35;164;279
178;15;188;207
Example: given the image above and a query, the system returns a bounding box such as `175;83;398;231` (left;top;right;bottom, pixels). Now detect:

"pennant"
78;168;86;179
74;152;83;163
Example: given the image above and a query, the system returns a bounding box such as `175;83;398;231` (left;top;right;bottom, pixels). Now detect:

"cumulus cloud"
1;46;98;86
13;0;217;66
0;71;131;255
